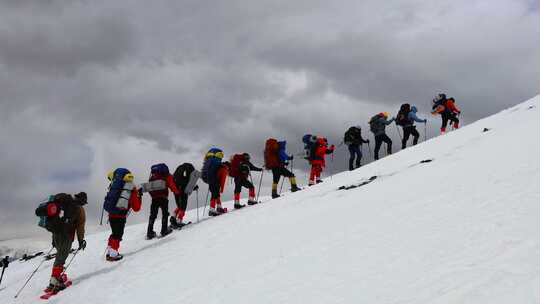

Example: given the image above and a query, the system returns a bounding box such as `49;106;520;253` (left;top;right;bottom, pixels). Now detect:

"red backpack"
264;138;279;169
229;154;247;178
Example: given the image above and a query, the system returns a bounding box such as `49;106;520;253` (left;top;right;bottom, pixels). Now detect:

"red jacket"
149;174;181;199
109;186;142;219
310;143;335;167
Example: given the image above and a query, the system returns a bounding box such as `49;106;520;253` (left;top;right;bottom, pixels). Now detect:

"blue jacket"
278;141;292;163
407;106;427;126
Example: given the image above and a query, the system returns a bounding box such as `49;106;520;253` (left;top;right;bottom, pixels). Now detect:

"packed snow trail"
1;96;540;303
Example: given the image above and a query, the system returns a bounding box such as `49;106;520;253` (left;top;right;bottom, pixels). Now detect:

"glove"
457;111;461;114
193;185;199;191
423;119;427;123
78;239;87;251
330;145;335;151
138;188;143;197
288;155;294;161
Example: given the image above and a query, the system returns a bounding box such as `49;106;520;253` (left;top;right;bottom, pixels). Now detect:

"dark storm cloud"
0;0;539;239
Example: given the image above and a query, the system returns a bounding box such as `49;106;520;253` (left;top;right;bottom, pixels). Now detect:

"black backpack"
344;127;360;144
174;163;195;188
396;103;411;126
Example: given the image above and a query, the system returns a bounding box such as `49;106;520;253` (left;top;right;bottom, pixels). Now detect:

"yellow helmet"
383;112;390;118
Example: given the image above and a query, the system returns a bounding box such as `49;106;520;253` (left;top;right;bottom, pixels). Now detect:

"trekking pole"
62;249;80;275
424;122;427;142
279;166;286;195
203;188;210;217
0;256;8;288
256;170;264;203
196;189;200;223
14;247;54;298
99;205;104;226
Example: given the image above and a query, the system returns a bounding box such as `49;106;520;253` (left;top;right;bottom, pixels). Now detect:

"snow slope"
2;96;540;303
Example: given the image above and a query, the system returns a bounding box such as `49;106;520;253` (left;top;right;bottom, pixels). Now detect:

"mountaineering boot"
169;216;179;228
234;203;246;209
146;230;157;240
208;208;219;216
290;178;300;192
106;253;123;262
247;200;258;206
161;227;173;237
271;183;280;199
47;266;66;291
216;206;227;214
316;179;323;184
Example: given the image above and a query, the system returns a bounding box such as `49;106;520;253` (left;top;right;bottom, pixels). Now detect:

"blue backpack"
151;163;169;176
202;148;223;183
103;168;131;215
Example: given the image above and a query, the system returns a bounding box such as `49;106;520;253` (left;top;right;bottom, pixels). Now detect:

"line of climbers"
31;93;460;293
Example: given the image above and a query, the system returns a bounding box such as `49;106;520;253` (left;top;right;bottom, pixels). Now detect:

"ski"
39;280;72;300
338;176;378;190
170;221;192;230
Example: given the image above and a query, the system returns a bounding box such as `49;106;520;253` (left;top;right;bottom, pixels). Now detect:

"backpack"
229;154;247;178
344;127;360;145
202;148;223;183
264;138;279;169
302;134;317;158
35;193;77;233
369;114;382;133
103;168;133;215
35;195;59;232
149;163;170;198
396;103;411;126
173;163;195;189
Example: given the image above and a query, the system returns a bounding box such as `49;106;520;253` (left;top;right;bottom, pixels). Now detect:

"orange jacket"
445;99;460;113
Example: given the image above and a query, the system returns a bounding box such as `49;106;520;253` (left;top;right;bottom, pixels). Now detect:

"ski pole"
256;170;264;203
0;256;8;288
14;247;54;298
196;189;199;223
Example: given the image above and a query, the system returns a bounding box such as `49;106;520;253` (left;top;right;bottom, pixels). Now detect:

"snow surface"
1;96;540;303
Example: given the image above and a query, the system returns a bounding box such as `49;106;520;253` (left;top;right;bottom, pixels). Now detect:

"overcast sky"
1;0;539;240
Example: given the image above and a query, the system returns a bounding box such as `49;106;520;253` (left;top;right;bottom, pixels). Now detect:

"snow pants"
52;232;72;267
441;112;459;132
348;144;362;170
234;177;255;202
374;134;392;160
309;164;323;184
402;126;420;149
108;217;126;251
148;197;169;235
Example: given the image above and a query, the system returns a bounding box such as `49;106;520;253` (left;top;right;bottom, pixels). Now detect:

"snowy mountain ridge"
1;95;540;303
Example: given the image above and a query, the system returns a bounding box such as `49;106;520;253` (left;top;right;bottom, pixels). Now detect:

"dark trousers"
148;197;169;235
234;177;254;193
374;134;392;160
402;126;420;149
348;145;362;170
441;112;459;129
175;193;188;212
109;218;126;241
271;167;294;184
209;181;220;200
52;233;72;267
